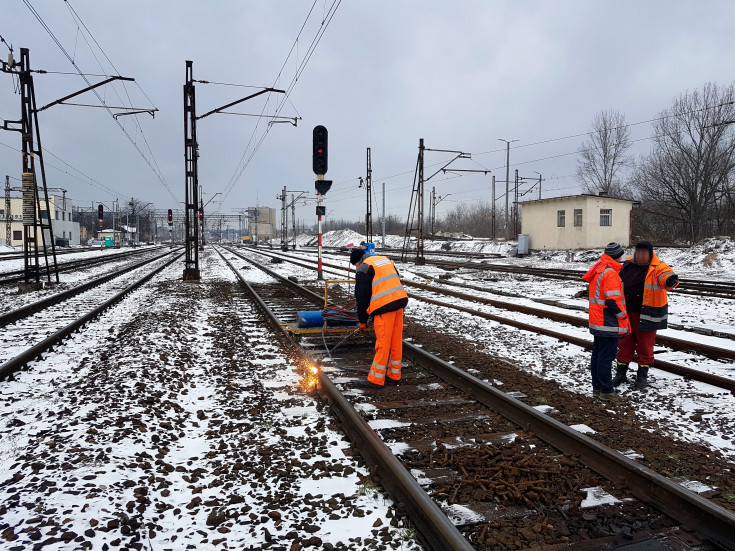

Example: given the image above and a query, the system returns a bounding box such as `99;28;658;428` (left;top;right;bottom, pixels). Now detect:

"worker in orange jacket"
351;248;409;388
581;242;630;401
612;241;679;389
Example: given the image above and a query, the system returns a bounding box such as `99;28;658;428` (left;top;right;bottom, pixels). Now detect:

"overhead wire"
0;139;127;199
22;0;178;204
219;0;343;206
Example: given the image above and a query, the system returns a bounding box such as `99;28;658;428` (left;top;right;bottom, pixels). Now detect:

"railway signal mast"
312;125;332;280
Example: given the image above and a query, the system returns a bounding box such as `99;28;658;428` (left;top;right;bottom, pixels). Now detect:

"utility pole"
364;147;373;243
1;48;59;289
278;186;287;250
4;175;10;247
382;182;386;249
514;169;519;238
182;60;285;280
491;175;496;240
183;61;200;280
291;194;296;249
499;138;518;240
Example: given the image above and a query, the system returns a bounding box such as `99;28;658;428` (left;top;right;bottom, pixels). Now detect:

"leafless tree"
631;82;735;242
576;109;633;197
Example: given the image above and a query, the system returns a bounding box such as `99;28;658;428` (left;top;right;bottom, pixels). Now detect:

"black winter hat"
350;248;366;265
635;241;654;256
604;242;625;260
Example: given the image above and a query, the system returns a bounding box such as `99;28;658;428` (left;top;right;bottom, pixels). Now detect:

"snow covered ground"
246;235;735;464
0;250;423;550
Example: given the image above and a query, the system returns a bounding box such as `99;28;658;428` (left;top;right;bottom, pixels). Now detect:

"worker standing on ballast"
612;241;679;389
351;248;408;388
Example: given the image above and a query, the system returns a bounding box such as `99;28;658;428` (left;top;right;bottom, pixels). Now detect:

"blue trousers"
590;336;619;394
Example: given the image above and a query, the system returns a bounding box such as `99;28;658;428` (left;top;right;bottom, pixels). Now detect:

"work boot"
635;365;650;389
611;361;629;387
600;391;625;403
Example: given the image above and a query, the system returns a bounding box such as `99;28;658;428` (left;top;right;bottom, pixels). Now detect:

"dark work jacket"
619;262;648;313
355;261;409;324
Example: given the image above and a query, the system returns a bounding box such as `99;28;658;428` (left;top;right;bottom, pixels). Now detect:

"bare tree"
576;109;633;197
631;82;735;242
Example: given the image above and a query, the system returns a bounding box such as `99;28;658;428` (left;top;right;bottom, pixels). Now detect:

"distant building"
520;193;639;250
248;206;276;241
1;194;81;247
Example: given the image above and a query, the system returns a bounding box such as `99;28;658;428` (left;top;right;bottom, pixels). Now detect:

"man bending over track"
351;248;409;388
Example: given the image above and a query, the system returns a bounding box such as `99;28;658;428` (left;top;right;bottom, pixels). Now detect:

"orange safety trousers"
367;309;404;386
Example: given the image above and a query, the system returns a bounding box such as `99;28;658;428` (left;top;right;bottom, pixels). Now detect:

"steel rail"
308;247;735;299
215;247;475;551
0;247;159;284
0;252;183;380
405;279;735;362
0;248;179;328
401;341;735;551
234;247;735;551
238;247;735;394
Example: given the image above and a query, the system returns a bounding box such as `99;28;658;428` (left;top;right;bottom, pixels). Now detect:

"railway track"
232;247;735;395
298;246;735;300
0;246;163;285
0;250;183;380
217;246;735;550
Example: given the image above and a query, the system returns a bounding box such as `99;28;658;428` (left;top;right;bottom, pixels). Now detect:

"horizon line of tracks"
217;245;735;551
0;248;183;380
230;246;735;395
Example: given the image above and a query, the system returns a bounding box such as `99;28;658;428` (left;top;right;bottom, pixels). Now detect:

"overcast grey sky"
2;1;734;226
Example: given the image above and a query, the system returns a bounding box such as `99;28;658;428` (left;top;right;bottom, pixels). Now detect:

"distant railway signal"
312;125;328;176
168;209;173;224
97;204;104;220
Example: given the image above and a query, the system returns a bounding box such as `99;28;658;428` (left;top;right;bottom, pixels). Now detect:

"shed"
519;193;638;250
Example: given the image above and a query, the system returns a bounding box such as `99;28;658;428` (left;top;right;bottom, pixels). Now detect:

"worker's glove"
358;322;367;331
665;274;679;288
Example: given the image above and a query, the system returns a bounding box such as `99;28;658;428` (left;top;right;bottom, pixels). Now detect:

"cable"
219;0;342;205
0;140;126;199
22;0;178;204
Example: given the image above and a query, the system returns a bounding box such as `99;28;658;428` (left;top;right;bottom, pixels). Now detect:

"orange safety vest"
622;253;678;331
582;254;629;337
361;255;408;314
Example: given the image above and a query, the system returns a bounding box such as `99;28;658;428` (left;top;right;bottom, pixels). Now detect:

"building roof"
519;193;640;206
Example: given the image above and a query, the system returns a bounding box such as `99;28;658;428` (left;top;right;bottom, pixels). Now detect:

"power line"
219;0;343;205
22;0;178;204
0;139;126;199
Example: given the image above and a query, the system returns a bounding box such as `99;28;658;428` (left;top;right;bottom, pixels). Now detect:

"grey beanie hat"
604;242;625;260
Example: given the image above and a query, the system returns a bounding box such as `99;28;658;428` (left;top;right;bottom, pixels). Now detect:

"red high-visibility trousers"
367;309;404;385
616;311;657;365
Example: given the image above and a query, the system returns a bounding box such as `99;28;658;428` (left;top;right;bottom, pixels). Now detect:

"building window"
55;210;59;220
13;230;22;240
40;210;48;219
62;211;65;220
0;208;4;218
600;209;612;226
557;210;566;227
574;209;583;226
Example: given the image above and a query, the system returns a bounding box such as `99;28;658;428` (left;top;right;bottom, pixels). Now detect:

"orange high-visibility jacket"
622;253;678;331
582;254;630;337
355;255;408;323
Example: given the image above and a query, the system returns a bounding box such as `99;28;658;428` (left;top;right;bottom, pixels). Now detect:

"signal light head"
312;125;328;176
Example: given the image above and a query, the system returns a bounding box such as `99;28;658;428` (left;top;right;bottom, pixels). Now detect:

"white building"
247;206;276;241
520;193;638;250
1;193;81;247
